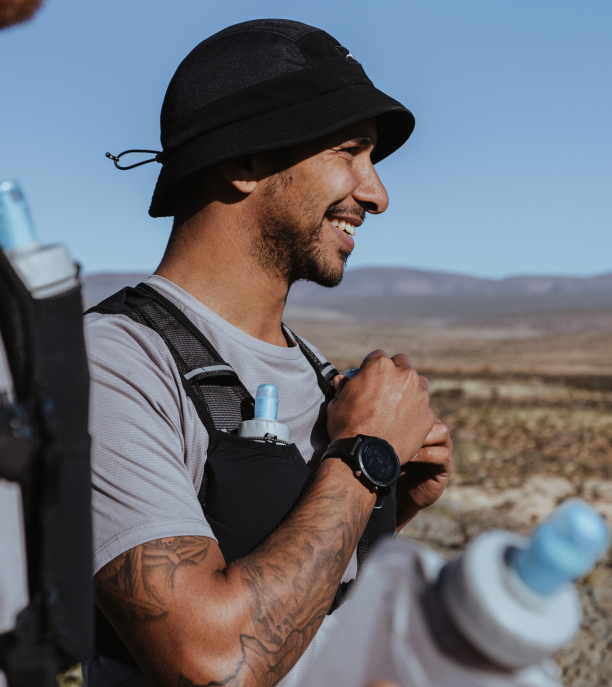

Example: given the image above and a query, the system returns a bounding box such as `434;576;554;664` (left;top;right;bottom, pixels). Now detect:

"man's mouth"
328;218;356;237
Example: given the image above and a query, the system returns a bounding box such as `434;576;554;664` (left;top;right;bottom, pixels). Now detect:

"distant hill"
285;267;612;329
81;267;612;331
288;267;612;299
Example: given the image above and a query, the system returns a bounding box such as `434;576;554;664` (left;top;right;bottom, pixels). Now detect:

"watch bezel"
355;436;401;489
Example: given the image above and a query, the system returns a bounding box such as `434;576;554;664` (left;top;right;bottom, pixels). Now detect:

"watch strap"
321;436;363;463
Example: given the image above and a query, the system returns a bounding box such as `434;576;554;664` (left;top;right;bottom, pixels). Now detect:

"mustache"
325;203;365;223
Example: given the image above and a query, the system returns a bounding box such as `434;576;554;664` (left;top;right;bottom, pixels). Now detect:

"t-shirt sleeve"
85;313;216;575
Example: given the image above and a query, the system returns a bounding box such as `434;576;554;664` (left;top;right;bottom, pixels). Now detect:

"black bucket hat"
147;19;415;217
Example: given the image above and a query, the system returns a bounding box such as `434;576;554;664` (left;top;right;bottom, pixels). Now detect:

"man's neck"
155;209;292;348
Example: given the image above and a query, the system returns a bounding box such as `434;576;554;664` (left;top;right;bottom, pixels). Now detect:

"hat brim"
149;82;415;218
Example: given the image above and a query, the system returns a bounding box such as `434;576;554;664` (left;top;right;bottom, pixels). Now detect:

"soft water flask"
238;384;290;444
441;500;609;670
298;500;609;687
0;180;78;298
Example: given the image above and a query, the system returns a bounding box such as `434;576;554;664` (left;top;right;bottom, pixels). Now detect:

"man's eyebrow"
350;137;374;147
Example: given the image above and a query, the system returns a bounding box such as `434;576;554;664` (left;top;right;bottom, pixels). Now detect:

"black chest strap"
288;330;338;401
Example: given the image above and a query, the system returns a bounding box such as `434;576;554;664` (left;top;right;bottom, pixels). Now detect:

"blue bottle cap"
0;180;37;251
513;500;610;594
254;384;279;421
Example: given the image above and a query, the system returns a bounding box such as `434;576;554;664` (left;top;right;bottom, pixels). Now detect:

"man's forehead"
326;118;378;146
276;118;378;165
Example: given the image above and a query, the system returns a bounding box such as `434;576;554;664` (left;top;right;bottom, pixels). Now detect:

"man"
85;19;454;687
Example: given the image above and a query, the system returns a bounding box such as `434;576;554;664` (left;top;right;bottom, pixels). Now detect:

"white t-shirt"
84;275;354;687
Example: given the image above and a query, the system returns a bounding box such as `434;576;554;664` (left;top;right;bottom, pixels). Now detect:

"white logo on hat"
335;46;359;64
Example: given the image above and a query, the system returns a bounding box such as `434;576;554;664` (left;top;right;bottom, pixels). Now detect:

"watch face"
359;438;400;487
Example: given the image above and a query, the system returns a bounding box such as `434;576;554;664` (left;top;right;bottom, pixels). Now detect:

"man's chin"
311;268;345;289
295;252;348;289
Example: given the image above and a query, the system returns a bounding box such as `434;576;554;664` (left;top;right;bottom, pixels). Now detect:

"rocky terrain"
287;317;612;687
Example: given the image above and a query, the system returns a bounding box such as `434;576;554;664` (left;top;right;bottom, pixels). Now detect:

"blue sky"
1;0;611;278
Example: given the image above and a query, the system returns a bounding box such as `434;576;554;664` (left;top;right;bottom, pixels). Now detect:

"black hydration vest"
87;283;397;665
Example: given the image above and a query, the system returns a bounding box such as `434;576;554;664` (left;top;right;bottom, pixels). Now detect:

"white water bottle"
238;384;290;444
0;179;78;298
298;500;609;687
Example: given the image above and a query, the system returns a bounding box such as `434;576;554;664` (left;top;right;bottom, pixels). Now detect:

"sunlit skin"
157;118;387;347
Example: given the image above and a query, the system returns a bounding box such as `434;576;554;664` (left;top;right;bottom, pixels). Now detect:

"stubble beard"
255;212;350;288
254;175;351;288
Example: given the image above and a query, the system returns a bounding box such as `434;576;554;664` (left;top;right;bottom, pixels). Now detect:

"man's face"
253;118;389;288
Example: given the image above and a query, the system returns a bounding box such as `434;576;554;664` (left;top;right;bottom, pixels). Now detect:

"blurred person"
0;0;43;29
84;19;454;687
2;6;92;687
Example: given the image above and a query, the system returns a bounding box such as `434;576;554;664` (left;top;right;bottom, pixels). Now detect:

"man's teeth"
329;218;356;236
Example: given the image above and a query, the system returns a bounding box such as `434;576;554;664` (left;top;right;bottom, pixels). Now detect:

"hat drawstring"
105;150;163;170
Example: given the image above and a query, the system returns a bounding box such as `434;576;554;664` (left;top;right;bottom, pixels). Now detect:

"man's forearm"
221;457;375;686
96;457;375;687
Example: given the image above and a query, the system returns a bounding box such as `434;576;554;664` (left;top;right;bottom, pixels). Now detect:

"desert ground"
282;318;612;687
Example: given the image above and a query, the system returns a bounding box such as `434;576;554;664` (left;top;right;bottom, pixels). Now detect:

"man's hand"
396;416;454;531
327;350;435;465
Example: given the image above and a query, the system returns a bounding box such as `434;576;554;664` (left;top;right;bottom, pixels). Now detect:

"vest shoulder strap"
286;329;338;400
87;283;254;452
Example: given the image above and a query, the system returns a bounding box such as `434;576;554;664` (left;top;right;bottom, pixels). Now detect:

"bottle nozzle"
254;384;279;421
0;180;37;251
513;500;610;595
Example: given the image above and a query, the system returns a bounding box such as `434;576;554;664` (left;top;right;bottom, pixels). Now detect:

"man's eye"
342;146;360;156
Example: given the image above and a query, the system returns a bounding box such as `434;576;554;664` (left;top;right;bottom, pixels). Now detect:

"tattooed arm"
96;350;435;687
96;458;375;687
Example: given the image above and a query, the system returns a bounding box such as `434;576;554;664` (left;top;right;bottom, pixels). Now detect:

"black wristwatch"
322;435;400;502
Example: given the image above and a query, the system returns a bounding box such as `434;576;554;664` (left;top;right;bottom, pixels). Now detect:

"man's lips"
329;217;356;236
325;212;363;236
325;217;355;250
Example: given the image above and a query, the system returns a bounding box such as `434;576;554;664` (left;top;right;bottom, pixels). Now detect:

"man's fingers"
409;446;454;471
360;349;389;369
421;421;451;448
390;352;414;370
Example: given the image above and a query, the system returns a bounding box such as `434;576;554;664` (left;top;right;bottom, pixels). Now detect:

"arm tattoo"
213;479;369;687
96;536;211;623
97;465;371;687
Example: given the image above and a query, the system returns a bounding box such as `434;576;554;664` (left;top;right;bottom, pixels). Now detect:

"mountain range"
81;267;612;330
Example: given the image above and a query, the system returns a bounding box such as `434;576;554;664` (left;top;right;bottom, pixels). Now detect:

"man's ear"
218;156;258;194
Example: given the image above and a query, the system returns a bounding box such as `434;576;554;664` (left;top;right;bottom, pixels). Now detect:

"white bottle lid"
442;530;582;669
238;384;290;443
7;243;79;299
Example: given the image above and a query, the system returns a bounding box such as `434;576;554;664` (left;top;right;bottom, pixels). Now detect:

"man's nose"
353;161;389;215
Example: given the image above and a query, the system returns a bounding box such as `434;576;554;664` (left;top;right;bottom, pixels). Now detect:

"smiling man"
84;19;453;687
